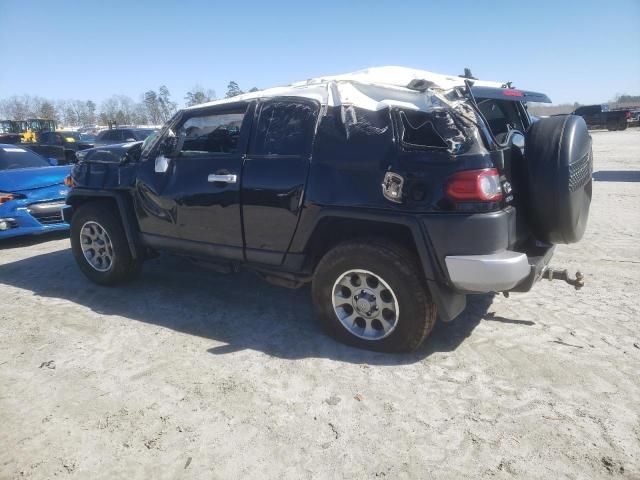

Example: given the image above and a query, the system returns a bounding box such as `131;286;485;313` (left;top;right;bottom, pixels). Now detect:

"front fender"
64;189;141;259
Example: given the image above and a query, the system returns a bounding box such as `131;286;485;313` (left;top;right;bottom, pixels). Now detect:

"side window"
250;101;317;156
577;106;599;116
399;110;448;149
178;108;246;155
100;131;117;141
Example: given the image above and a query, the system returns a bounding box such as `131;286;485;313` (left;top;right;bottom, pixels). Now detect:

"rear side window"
399;110;448;149
575;105;600;115
250;101;317;156
178;108;246;155
133;129;154;141
99;130;118;141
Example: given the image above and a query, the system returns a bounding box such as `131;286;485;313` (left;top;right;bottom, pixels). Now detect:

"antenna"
459;68;477;80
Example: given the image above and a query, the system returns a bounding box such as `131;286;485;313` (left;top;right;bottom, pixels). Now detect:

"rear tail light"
64;175;74;187
625;111;631;119
446;168;503;202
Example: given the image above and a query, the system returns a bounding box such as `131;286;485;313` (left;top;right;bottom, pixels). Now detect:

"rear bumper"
445;251;530;292
421;207;555;295
444;245;555;293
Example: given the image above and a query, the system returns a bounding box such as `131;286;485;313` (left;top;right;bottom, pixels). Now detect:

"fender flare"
292;207;467;321
65;188;141;259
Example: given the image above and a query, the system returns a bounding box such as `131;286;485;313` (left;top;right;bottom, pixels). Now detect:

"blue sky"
1;0;638;106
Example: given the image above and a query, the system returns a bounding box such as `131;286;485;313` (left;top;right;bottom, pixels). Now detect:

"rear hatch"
470;86;552;247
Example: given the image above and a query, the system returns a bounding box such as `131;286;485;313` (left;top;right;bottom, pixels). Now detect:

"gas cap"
382;172;404;203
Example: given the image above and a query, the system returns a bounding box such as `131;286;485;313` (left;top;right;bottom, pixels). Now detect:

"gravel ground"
1;129;639;479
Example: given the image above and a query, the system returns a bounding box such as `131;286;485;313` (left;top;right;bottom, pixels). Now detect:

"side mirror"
47;157;58;166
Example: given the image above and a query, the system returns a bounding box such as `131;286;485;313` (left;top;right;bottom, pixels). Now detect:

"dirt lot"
1;130;639;479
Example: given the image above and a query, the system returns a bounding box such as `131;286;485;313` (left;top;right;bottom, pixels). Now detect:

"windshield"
0;146;49;170
28;119;55;131
1;121;17;134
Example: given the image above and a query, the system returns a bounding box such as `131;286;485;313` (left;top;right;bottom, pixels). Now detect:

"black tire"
70;201;142;285
524;115;592;244
311;240;437;353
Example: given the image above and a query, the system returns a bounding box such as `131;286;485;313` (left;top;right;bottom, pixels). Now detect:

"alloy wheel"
331;269;399;341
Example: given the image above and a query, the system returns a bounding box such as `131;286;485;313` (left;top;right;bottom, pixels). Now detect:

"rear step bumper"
445;251;531;292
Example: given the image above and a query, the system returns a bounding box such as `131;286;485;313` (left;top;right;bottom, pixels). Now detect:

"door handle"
208;174;237;184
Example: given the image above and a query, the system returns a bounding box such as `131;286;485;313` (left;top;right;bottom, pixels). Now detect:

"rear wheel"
70;201;142;285
312;240;436;353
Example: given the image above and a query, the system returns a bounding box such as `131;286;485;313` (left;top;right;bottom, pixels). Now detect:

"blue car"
0;144;71;239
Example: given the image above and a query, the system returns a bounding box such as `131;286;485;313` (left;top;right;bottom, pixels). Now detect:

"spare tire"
524;115;592;244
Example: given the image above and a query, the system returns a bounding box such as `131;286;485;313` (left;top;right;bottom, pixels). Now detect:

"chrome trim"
445;251;530;292
208;174;237;184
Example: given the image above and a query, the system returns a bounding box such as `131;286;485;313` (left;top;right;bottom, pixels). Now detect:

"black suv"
63;67;593;352
94;128;156;146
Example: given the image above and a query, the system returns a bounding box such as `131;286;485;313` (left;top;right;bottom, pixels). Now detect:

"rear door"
241;98;319;265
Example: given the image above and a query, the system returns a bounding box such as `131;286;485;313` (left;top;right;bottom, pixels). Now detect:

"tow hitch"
542;268;585;290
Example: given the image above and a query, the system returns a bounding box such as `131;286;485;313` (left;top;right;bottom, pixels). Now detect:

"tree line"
0;81;258;127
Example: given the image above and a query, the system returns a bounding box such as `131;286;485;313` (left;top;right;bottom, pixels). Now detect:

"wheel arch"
66;189;141;259
294;209;467;321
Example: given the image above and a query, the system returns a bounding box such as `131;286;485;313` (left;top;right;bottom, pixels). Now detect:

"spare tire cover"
524;115;592;244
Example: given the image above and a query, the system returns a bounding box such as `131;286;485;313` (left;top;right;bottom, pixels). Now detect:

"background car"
93;128;157;146
0;144;71;239
37;130;96;164
572;104;630;131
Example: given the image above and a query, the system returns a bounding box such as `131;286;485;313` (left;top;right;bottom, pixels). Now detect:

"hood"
80;141;143;163
0;165;71;193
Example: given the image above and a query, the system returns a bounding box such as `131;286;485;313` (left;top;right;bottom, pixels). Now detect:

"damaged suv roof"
187;66;505;112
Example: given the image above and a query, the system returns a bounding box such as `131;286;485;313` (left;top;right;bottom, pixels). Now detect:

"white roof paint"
186;66;505;112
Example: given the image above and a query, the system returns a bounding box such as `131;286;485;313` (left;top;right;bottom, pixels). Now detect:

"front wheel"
312;240;437;353
70;201;142;286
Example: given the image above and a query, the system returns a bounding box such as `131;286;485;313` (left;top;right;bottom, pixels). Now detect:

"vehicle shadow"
592;170;640;182
0;249;518;364
0;230;69;249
